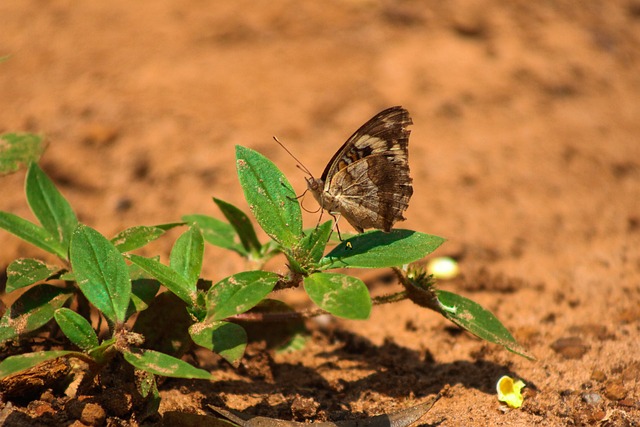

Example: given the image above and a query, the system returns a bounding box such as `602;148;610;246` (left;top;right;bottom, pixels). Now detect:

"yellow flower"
496;375;526;408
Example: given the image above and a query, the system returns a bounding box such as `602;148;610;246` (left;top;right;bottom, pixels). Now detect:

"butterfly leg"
329;212;344;241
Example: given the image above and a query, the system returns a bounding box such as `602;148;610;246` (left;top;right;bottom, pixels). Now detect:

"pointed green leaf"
54;308;99;351
0;133;46;175
0;212;66;258
0;351;79;379
122;348;213;379
70;225;131;324
136;369;157;398
153;222;185;231
6;258;60;292
128;254;194;305
189;320;247;365
111;226;167;252
436;290;534;360
213;198;261;255
235;145;302;247
170;226;203;289
298;221;333;266
320;230;445;269
182;214;246;256
26;163;78;249
304;273;371;320
0;284;73;343
207;271;279;321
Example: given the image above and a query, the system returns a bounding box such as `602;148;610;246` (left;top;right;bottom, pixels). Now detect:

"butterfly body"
307;106;413;233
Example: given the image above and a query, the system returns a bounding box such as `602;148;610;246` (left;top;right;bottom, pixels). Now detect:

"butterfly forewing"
320;106;412;184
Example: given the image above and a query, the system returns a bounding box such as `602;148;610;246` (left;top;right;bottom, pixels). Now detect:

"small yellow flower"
497;375;526;408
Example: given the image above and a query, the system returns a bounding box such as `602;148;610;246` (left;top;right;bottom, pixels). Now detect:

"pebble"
80;402;106;426
590;370;607;382
581;392;603;405
550;336;589;359
604;380;627;401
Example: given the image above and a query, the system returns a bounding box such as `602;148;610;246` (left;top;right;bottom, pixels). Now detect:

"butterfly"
306;106;413;233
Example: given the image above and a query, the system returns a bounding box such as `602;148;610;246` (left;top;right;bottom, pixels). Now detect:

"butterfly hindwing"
330;152;413;232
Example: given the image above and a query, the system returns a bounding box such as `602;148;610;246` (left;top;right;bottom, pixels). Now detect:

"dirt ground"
1;0;640;425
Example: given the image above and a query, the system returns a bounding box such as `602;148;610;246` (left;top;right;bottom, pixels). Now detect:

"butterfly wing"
320;106;413;185
329;151;413;232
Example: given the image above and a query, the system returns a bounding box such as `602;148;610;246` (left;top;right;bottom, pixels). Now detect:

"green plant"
0;134;531;416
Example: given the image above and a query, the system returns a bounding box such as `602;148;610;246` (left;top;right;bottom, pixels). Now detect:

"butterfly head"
305;176;326;207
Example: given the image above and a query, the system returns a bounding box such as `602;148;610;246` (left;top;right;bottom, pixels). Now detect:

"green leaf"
87;338;116;365
136;369;161;419
153;222;185;231
0;351;78;379
70;224;131;325
127;278;161;316
207;271;279;321
436;290;534;360
25;163;78;249
298;221;333;266
235;145;302;247
6;258;60;292
0;284;73;343
182;214;246;256
54;308;99;351
128;254;194;305
170;226;203;290
304;273;371;320
213;198;262;255
189;320;247;365
122;348;213;379
0;133;46;175
111;226;167;252
136;369;157;398
320;230;445;269
0;212;66;258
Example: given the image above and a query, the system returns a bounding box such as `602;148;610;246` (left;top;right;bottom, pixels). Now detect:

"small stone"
622;362;640;382
80;402;106;426
617;398;637;408
603;380;627;401
591;370;606;382
581;392;603;405
589;409;606;422
30;400;56;416
291;394;320;420
550;336;589;359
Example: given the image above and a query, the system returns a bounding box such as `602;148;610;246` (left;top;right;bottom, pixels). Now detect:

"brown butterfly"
306;106;413;233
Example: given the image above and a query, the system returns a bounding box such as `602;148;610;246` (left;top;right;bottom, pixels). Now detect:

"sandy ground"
1;0;639;425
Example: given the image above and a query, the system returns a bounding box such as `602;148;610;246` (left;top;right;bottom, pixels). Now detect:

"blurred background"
1;1;639;422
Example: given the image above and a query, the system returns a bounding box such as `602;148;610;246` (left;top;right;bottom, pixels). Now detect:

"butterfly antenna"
273;136;314;177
